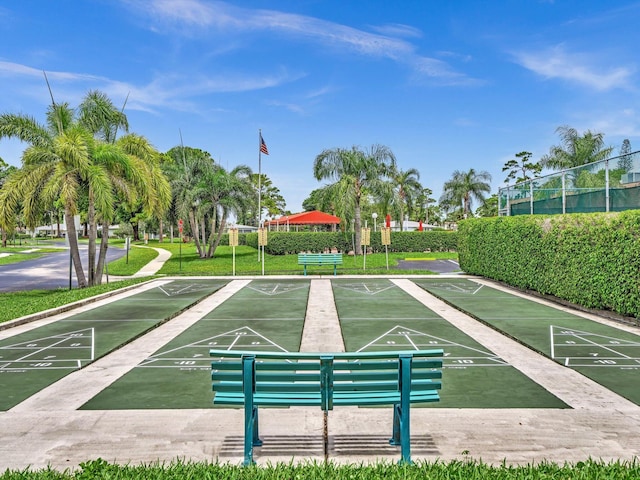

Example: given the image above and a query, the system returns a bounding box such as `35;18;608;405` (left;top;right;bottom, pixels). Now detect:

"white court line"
403;333;418;350
12;337;71;364
90;327;95;361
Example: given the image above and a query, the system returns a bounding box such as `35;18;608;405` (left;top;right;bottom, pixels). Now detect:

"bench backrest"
211;349;443;410
297;253;343;264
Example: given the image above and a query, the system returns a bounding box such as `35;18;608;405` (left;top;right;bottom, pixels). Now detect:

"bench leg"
303;265;307;276
389;404;412;464
391;355;413;464
244;405;262;466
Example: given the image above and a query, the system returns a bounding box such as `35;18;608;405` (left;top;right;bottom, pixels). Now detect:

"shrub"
458;211;640;318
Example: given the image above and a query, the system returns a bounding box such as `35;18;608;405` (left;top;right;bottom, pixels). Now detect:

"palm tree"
0;90;169;287
389;167;421;231
0;103;98;286
91;133;170;284
540;126;614;170
164;146;214;258
314;145;396;254
440;168;492;219
197;163;253;257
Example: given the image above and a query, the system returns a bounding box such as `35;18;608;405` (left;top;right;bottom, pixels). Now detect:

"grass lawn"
0;246;64;266
0;238;457;324
107;240;458;276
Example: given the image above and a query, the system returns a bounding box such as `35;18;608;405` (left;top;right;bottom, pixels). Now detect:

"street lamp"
372;212;378;231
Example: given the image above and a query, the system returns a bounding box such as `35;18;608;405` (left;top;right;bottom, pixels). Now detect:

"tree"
0;157;17;247
313;145;396;254
440;168;492;219
617;139;633;172
475;194;498;217
164;146;214;258
249;173;286;223
197;163;253;257
389;167;421;231
0;108;94;287
540;126;613;170
415;187;436;225
502;151;542;184
0;90;170;287
302;188;334;213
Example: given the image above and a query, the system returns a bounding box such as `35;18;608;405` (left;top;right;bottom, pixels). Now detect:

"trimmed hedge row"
240;230;458;255
458;211;640;318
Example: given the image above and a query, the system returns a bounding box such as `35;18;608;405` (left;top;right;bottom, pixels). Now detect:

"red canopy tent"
264;210;341;231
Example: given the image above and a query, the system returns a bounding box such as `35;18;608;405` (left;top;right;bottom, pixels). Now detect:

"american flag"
260;134;269;155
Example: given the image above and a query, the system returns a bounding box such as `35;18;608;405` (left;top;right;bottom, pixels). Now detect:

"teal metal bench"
297;253;343;276
210;349;443;465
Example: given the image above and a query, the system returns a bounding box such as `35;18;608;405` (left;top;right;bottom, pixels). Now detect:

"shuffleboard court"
413;278;640;405
80;279;310;409
331;279;568;408
0;279;227;410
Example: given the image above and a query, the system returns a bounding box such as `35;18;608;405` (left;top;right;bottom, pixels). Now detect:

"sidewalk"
0;277;639;470
106;245;171;281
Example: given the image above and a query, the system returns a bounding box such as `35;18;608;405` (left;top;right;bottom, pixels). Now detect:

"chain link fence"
499;151;640;216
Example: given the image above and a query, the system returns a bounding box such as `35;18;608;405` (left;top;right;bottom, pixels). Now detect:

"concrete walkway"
1;276;640;470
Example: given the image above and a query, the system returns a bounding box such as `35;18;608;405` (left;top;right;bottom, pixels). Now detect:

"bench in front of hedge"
210;349;443;465
297;253;343;276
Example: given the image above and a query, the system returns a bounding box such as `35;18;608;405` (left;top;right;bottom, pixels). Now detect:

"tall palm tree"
389;167;421;231
314;145;396;254
164;146;214;258
0;90;168;287
91;133;170;284
0;104;97;287
440;168;492;219
196;164;253;257
540;126;614;170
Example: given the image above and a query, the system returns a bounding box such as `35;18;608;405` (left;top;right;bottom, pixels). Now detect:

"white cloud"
123;0;477;85
513;45;634;91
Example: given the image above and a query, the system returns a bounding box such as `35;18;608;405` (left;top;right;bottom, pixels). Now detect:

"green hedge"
243;231;458;255
458;211;640;318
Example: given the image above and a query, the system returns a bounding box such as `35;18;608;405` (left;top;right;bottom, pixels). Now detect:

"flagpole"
258;129;262;261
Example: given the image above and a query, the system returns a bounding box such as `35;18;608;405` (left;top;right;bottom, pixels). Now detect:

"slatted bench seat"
297;253;343;276
210;349;443;465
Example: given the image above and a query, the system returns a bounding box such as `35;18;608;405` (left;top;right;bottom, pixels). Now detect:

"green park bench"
210;349;443;465
297;252;343;276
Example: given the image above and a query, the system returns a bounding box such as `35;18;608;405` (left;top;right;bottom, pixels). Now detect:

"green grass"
0;278;151;324
1;458;639;479
0;247;63;266
107;245;160;276
127;240;458;276
0;239;457;324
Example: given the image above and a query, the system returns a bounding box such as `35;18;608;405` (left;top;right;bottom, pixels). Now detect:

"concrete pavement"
1;276;639;470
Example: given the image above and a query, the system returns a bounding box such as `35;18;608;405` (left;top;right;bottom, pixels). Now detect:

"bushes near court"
242;230;458;255
458;210;640;318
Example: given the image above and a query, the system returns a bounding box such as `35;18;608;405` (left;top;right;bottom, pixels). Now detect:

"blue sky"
1;1;639;214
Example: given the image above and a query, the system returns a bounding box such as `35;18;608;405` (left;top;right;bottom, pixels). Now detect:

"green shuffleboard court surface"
331;279;567;409
81;279;310;409
0;279;227;411
414;278;640;405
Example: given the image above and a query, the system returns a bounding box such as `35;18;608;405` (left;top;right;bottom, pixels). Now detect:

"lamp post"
372;212;378;232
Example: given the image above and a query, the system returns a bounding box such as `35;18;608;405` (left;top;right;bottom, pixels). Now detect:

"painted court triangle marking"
247;283;307;295
139;326;291;367
334;282;396;295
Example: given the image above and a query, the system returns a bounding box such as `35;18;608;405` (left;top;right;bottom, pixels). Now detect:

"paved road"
0;244;126;292
396;258;461;273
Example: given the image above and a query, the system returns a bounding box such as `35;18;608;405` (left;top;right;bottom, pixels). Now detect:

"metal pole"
562;173;566;214
257;130;262;262
605;159;610;212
